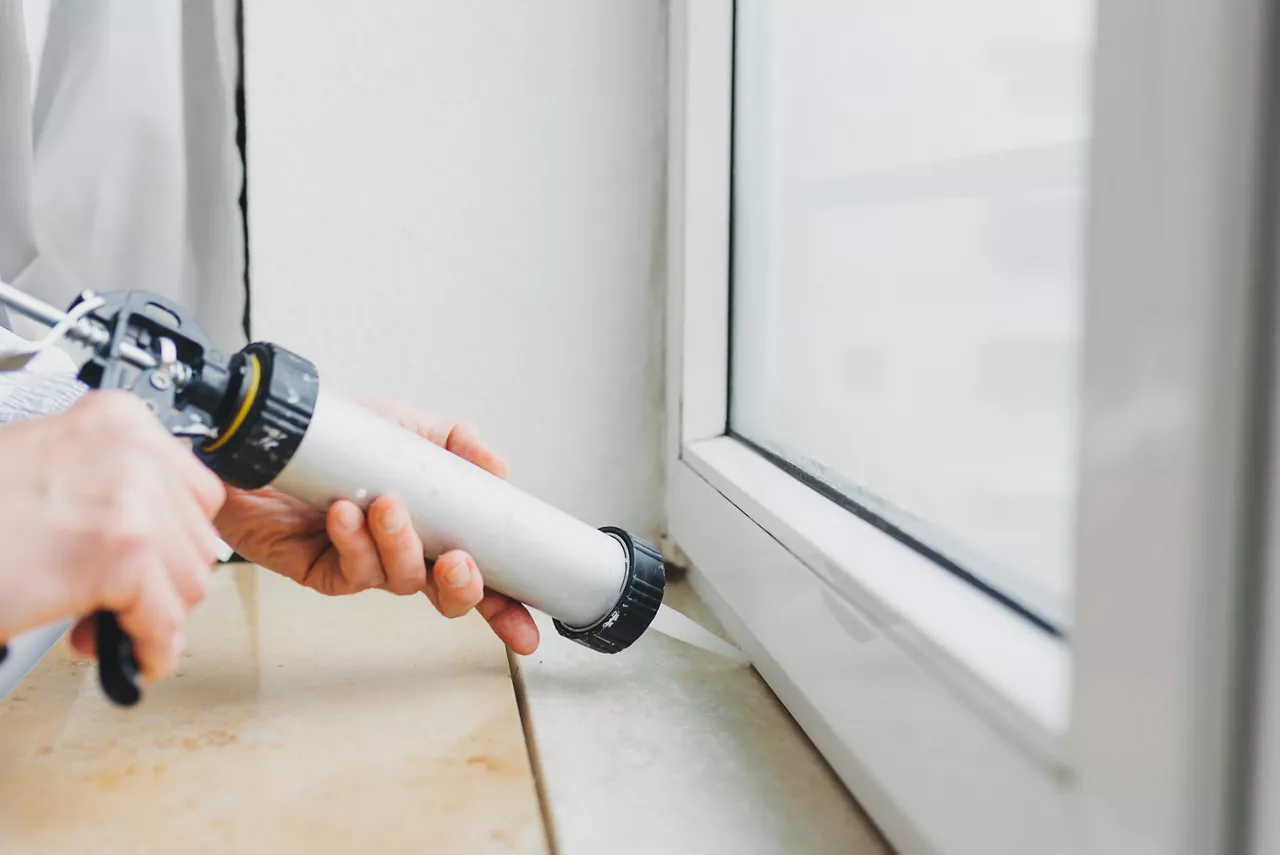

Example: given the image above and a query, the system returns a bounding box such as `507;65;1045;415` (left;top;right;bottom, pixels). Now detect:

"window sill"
513;577;890;855
683;435;1069;751
0;621;71;702
669;438;1079;854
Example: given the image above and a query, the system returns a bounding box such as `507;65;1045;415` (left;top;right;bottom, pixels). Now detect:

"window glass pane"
730;0;1094;628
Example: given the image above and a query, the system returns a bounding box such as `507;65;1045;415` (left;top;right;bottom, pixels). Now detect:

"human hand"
214;399;540;655
0;391;226;682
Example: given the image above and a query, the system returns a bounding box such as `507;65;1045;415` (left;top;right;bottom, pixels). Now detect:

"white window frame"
664;3;1278;855
1249;114;1280;852
1252;337;1280;855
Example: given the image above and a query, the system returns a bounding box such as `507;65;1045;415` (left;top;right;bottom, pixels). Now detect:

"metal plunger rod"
0;280;156;369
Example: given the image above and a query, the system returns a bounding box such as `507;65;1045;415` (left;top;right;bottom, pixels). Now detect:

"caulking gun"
0;284;742;706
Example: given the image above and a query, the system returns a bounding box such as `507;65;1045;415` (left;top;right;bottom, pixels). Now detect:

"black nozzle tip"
553;527;665;654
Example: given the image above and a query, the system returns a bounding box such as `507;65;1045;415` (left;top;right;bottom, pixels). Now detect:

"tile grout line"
508;650;561;855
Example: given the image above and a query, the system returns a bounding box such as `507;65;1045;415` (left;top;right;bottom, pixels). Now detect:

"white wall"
244;2;668;537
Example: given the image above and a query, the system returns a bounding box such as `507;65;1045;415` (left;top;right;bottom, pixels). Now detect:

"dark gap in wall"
235;0;251;341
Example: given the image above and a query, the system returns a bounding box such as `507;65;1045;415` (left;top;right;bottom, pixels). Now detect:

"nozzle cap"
200;343;317;489
553;528;665;654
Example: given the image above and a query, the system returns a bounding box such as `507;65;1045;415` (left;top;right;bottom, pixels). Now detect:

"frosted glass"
730;0;1094;627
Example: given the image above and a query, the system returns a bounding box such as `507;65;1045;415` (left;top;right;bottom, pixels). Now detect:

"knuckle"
438;595;474;619
108;452;149;484
188;566;212;603
86;504;157;563
197;472;227;514
92;508;151;559
200;464;226;496
83;391;148;429
358;567;388;592
341;561;384;594
87;551;146;605
100;530;150;567
387;572;426;597
146;609;181;643
96;451;160;499
199;537;221;567
444;422;467;447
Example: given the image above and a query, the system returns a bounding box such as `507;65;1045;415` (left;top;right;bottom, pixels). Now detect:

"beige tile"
0;565;548;855
514;577;892;855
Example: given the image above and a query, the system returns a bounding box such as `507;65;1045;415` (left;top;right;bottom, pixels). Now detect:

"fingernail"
337;503;361;532
440;558;472;589
379;502;407;534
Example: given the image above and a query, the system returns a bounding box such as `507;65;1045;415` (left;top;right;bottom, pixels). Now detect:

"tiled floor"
0;566;547;854
0;566;890;854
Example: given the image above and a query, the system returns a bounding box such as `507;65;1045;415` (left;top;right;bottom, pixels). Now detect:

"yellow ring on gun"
203;352;262;452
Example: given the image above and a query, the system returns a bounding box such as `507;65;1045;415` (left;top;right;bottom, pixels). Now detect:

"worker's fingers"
445;422;509;479
417;559;540;654
475;592;540;655
91;390;225;521
69;615;96;657
358;398;452;445
325;501;388;593
152;434;227;520
358;399;509;478
178;454;228;521
67;613;173;662
159;479;218;607
111;567;187;683
430;550;485;618
367;495;428;595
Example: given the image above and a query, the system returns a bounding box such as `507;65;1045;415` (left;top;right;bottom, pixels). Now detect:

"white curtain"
0;0;246;350
0;0;245;696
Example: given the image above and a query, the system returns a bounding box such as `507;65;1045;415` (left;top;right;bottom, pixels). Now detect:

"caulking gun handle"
95;611;142;707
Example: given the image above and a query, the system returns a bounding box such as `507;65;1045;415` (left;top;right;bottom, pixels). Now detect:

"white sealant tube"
271;390;629;629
